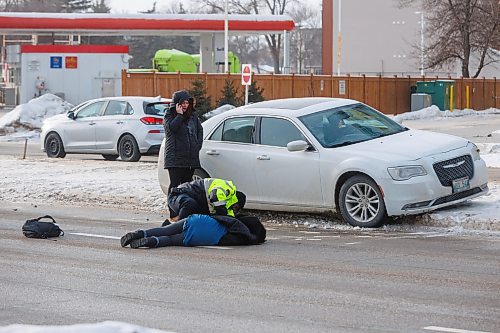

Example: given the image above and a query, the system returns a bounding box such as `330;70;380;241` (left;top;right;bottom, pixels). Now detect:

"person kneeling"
121;214;265;249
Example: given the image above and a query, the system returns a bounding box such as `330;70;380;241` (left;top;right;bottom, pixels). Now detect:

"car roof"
211;97;361;120
87;96;171;103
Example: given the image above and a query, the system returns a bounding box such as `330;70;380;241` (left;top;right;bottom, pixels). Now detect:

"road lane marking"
344;242;361;245
423;326;490;333
70;232;120;240
196;246;233;250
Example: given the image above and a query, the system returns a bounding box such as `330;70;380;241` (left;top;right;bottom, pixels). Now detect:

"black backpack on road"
22;215;64;239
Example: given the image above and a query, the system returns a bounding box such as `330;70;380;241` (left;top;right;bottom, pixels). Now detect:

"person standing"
163;90;203;216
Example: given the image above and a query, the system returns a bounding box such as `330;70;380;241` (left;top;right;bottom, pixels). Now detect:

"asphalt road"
0;202;499;333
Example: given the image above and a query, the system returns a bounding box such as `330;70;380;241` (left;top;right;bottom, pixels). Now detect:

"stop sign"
241;64;252;85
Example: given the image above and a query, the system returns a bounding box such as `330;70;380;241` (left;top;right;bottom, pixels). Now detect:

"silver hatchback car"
41;96;170;162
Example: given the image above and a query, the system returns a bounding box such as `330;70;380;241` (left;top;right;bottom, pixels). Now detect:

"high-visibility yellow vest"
203;178;238;216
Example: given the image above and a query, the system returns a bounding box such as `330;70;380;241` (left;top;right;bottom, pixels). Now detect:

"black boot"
130;237;158;249
120;230;144;247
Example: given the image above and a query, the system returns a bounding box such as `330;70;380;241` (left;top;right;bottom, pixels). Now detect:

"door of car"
201;116;260;201
254;116;323;208
64;101;106;151
95;100;131;150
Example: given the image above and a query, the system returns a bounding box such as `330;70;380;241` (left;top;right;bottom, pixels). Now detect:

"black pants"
144;220;186;247
168;193;209;220
167;167;195;215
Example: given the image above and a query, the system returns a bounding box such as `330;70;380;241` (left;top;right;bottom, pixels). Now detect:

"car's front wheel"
102;154;119;161
338;175;387;228
118;134;141;162
45;133;66;158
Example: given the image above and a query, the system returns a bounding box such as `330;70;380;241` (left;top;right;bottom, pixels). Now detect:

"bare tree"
200;0;296;73
288;3;321;73
400;0;500;78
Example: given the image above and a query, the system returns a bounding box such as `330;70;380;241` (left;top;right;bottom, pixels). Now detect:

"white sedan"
41;96;170;162
158;98;488;227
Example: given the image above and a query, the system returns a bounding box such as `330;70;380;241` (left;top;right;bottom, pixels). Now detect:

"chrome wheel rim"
344;182;380;223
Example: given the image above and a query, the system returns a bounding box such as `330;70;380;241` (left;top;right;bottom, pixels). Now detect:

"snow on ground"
1;96;500;234
0;94;73;136
0;321;173;333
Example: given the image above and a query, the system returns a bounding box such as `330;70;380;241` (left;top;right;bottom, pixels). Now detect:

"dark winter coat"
163;106;203;169
170;179;207;206
214;215;267;246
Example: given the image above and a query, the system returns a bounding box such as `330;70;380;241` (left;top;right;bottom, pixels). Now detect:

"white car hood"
343;129;468;161
43;113;69;124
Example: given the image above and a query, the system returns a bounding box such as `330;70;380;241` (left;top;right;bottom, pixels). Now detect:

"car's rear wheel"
45;133;66;158
102;154;119;161
193;169;210;181
118;134;141;162
338;175;387;228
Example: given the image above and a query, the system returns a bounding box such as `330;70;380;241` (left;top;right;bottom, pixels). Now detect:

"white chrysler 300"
158;98;488;228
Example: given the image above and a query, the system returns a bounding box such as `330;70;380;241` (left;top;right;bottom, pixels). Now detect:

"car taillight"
140;117;163;125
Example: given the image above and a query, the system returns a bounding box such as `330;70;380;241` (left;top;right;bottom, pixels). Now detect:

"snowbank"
0;94;73;135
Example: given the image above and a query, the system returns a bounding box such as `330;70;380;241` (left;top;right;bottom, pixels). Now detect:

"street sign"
241;64;252;86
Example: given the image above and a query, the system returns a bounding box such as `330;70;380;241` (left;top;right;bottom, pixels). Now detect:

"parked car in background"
41;96;170;162
158;97;489;228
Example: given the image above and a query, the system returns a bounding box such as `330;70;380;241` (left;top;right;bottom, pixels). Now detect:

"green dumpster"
416;80;455;111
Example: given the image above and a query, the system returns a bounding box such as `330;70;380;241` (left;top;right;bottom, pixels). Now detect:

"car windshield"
144;102;169;117
298;103;407;148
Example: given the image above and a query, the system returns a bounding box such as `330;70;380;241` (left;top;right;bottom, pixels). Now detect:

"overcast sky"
108;0;322;14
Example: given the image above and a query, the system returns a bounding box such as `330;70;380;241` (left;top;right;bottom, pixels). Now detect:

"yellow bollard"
466;86;470;109
449;85;454;111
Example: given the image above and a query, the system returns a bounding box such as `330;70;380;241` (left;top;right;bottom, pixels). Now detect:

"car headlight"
387;165;427;181
469;142;481;161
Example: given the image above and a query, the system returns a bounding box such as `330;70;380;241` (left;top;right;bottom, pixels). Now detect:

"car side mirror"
67;111;75;120
287;140;309;152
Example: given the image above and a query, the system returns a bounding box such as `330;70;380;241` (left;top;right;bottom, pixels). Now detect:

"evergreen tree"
242;79;265;104
60;0;92;12
217;79;242;107
91;0;110;13
188;78;213;120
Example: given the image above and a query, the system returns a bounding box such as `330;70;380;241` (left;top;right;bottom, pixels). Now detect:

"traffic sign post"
241;64;252;105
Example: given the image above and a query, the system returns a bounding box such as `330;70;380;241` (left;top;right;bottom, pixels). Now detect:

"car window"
76;101;106;118
299;103;406;148
144;102;169;116
209;117;256;143
104;100;129;116
260;117;306;147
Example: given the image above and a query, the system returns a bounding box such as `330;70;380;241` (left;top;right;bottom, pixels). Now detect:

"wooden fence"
121;70;500;115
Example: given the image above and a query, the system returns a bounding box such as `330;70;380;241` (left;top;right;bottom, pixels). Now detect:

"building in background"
327;0;499;77
19;45;129;105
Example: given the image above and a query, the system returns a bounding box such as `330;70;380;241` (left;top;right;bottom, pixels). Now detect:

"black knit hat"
171;90;191;105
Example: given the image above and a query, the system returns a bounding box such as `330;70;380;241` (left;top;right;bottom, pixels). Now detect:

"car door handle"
257;155;270;160
206;150;220;156
116;121;123;124
89;122;96;126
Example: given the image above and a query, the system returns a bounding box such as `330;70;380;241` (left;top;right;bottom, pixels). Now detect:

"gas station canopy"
0;12;295;36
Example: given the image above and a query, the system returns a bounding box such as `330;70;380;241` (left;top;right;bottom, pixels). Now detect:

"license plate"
452;177;470;193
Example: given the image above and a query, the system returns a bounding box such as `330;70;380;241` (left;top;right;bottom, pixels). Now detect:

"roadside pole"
241;64;252;105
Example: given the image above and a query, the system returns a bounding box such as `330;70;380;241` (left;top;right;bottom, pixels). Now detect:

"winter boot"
130;237;159;249
120;230;145;247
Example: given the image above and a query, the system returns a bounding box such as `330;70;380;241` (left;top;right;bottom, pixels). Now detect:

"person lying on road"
121;213;265;249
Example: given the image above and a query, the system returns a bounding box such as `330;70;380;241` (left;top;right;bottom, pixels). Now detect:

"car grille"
433;155;473;186
432;186;483;206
